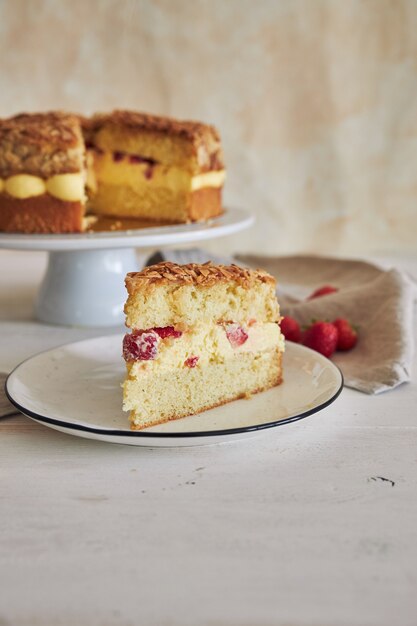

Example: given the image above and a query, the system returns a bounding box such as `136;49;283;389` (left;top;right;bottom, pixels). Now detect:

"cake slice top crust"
126;261;275;290
124;262;279;329
86;110;224;174
0;112;85;178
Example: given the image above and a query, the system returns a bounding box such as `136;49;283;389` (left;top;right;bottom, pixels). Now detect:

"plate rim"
0;207;254;251
5;339;344;439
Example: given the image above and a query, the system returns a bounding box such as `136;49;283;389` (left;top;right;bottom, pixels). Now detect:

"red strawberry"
280;316;301;343
184;356;199;368
122;331;159;361
332;318;358;351
302;321;338;358
308;285;338;300
225;323;248;348
153;326;183;339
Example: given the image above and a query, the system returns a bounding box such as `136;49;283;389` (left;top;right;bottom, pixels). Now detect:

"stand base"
35;248;138;327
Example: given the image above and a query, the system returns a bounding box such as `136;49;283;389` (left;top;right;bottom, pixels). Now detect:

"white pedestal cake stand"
0;208;254;327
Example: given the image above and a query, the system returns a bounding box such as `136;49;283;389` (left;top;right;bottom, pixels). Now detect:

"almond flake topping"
125;261;275;292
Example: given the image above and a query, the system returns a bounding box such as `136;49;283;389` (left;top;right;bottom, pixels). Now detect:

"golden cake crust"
88;110;224;172
89;109;220;143
0;194;85;233
188;188;223;221
125;261;276;293
0;112;84;178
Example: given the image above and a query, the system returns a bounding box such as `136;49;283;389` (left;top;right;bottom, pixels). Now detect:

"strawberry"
225;323;248;348
153;326;183;339
184;356;199;368
280;316;301;343
332;318;358;351
302;321;338;358
123;331;159;361
308;285;338;300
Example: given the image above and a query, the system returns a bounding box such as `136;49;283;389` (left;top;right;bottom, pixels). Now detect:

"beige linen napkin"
241;255;415;393
150;250;416;394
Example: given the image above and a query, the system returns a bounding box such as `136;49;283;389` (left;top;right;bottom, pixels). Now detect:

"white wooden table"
1;249;416;626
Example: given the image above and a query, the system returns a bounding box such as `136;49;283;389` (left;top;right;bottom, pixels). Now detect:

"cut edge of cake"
85;110;225;224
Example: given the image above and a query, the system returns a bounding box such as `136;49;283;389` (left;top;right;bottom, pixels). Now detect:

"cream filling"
128;323;284;376
0;157;224;202
190;169;226;191
46;173;85;201
0;173;85;201
4;175;46;199
92;151;225;193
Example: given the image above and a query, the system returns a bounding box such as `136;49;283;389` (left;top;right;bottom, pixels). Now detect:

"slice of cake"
122;261;284;430
85;110;225;223
0;112;87;233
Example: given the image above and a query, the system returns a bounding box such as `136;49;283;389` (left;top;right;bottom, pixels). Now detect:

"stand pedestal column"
35;248;138;327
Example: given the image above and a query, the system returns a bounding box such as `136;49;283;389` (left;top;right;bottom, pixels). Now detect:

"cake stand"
0;208;254;327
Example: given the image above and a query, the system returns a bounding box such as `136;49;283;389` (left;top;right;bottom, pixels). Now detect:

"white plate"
5;335;343;447
0;207;253;251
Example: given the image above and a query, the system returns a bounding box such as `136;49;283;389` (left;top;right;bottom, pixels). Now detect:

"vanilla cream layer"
191;170;226;191
0;173;85;201
91;151;225;194
127;323;284;377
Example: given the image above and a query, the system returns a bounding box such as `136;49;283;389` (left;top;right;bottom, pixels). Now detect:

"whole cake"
0;110;225;233
122;261;284;429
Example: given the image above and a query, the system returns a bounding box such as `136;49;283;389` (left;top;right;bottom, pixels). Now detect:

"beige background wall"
1;0;416;257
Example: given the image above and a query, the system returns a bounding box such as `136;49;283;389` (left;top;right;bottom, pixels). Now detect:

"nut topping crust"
125;261;275;293
88;110;224;172
0;112;84;178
